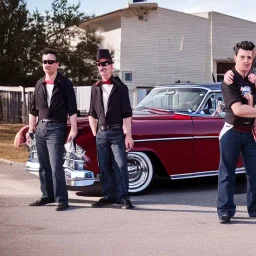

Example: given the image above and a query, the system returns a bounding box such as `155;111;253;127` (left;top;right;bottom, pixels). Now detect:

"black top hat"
96;49;112;62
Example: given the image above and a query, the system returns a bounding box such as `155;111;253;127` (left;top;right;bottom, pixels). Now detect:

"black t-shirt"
221;68;255;126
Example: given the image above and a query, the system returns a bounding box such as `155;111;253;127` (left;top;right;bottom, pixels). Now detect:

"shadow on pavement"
68;182;103;197
226;220;256;225
68;198;96;204
70;174;248;209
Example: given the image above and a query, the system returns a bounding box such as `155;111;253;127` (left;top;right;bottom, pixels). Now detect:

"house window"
123;72;133;83
216;60;256;81
216;62;235;82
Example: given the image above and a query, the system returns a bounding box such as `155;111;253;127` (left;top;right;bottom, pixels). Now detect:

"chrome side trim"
134;137;193;143
170;168;245;180
134;135;220;143
194;136;219;139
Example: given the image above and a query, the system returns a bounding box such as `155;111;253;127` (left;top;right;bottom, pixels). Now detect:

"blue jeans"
217;128;256;217
96;130;129;201
35;121;68;204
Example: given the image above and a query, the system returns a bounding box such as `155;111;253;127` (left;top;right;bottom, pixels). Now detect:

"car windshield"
136;87;208;112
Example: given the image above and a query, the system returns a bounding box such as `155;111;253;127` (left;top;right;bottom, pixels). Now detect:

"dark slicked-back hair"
42;48;58;60
233;41;255;55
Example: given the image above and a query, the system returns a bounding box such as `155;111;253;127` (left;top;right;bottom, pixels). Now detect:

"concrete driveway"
0;162;256;256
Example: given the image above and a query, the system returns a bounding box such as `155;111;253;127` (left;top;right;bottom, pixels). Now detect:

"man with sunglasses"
27;48;77;211
89;49;135;209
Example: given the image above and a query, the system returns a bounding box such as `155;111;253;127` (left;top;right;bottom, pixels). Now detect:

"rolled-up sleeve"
121;85;132;118
29;91;39;117
88;86;97;118
66;80;77;117
221;81;241;108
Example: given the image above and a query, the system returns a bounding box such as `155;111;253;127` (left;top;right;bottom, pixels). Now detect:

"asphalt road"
1;162;256;256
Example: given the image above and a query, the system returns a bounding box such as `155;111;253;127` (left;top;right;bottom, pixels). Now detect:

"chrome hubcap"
128;154;149;189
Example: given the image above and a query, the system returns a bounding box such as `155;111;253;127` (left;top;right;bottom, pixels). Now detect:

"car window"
199;92;225;117
136;87;207;112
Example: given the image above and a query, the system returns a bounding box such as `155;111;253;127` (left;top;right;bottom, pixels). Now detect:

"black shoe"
120;199;135;209
56;203;69;211
91;198;114;208
29;198;55;206
219;212;231;224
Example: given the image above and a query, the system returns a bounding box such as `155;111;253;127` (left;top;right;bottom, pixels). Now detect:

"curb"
0;158;13;165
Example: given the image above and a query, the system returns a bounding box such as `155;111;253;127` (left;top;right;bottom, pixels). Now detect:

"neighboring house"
80;1;256;106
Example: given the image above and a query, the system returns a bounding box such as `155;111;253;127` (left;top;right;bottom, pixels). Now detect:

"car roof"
154;83;221;91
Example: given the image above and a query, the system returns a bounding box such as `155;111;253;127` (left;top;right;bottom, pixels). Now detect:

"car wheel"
127;152;154;194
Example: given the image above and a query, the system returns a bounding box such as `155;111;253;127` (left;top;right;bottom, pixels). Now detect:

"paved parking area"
1;162;256;256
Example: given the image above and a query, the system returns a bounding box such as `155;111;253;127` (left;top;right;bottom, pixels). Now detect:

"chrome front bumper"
64;168;100;187
25;140;99;189
26;160;99;188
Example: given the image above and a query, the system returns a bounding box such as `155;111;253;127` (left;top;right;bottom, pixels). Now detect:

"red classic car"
15;83;244;194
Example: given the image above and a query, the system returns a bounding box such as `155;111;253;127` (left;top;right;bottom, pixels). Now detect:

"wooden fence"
0;85;145;123
0;86;92;123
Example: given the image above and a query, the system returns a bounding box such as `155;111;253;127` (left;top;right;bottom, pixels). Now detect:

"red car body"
16;83;244;194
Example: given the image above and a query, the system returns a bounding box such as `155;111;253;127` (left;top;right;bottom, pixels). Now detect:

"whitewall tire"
127;152;154;194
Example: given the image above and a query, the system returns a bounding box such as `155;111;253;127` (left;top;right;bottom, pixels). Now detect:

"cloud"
164;0;256;22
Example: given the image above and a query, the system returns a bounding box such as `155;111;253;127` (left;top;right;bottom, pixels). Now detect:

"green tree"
0;0;101;86
0;0;33;86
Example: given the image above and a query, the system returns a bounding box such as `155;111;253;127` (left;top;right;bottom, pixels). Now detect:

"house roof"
79;4;256;29
80;2;158;28
81;8;124;26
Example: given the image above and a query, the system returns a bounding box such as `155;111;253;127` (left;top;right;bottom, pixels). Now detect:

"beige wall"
120;8;211;90
80;9;256;107
211;12;256;80
212;12;256;60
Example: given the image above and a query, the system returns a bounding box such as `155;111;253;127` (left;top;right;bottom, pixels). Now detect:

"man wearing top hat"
88;48;135;209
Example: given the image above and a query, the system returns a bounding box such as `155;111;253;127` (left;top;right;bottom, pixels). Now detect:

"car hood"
74;109;190;124
132;108;182;121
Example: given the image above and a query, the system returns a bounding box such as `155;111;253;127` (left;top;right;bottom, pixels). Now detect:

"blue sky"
26;0;256;23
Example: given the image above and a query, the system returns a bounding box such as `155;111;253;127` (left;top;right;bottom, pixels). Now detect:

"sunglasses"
43;60;57;65
97;61;112;67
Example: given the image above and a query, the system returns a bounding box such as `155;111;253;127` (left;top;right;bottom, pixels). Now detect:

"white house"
80;1;256;106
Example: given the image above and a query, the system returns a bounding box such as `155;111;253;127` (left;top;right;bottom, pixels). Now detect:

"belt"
99;124;122;132
40;118;66;123
233;125;252;133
